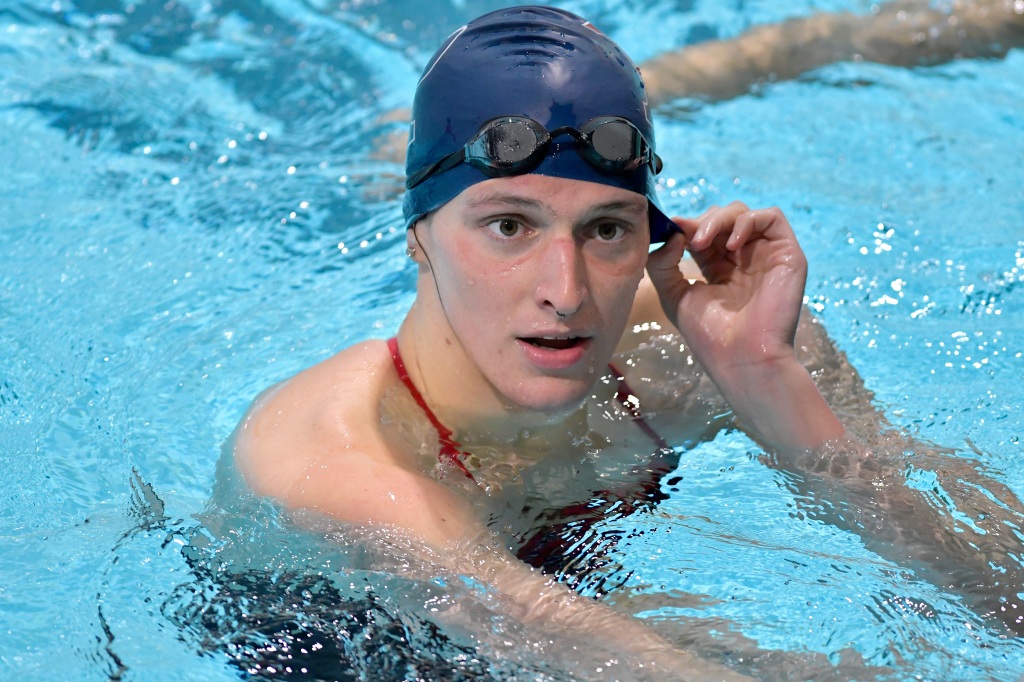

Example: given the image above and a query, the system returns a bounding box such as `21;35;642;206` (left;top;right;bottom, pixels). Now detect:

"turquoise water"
2;0;1023;679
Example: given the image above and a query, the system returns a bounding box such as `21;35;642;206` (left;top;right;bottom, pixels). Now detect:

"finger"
671;204;721;240
726;207;800;253
646;231;692;315
647;229;687;276
670;216;697;240
691;201;749;250
727;211;757;251
749;207;797;243
700;203;794;253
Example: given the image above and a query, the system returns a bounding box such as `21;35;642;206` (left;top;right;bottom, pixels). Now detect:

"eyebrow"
465;194;647;215
464;194;546;211
585;199;647;215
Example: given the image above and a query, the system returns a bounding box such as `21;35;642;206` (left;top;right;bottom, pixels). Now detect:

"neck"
396;301;603;451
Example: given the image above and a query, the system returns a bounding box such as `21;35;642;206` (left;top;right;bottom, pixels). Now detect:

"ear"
406;224;428;267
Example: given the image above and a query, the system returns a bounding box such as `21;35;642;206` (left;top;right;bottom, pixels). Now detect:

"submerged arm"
772;318;1024;634
770;433;1024;634
264;456;748;680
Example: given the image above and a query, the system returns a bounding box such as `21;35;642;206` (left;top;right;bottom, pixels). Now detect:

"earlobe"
406;225;429;268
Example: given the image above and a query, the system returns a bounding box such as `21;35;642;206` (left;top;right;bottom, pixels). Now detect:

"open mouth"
520;336;587;351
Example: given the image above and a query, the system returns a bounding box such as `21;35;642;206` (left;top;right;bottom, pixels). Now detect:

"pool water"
2;0;1023;679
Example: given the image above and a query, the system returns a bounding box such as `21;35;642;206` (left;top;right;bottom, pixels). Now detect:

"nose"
535;235;588;319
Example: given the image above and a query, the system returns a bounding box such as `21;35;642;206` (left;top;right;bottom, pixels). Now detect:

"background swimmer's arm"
373;0;1023;166
641;0;1024;106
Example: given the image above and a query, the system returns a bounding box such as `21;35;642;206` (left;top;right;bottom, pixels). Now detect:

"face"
412;174;650;415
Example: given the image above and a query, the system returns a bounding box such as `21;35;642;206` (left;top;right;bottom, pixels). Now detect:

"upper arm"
285;453;486;550
236;409;485;551
617;272;679;354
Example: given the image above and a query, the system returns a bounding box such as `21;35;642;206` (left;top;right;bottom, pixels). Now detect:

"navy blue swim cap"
403;5;676;243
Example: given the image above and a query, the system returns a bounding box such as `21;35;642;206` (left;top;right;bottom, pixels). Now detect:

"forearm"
725;315;1024;633
469;545;749;681
708;354;846;454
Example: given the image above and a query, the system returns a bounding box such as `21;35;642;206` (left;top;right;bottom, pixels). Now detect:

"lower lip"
516;338;591;370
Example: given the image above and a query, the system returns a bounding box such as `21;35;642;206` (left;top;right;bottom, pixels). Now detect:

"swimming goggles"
405;115;663;189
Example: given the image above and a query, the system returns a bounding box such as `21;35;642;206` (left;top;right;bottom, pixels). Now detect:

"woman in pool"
235;5;1024;676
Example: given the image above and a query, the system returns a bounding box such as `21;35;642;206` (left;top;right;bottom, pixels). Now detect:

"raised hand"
647;201;843;451
647;202;807;371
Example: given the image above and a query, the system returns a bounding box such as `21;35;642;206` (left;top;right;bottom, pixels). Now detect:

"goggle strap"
406;116;663;189
406;148;467;189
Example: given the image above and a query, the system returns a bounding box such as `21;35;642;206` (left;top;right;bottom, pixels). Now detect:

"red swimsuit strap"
387;337;476;480
387;338;671;481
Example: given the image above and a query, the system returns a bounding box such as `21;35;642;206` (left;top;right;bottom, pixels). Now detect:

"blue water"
2;0;1023;679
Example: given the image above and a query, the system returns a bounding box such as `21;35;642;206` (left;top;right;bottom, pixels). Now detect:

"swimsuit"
387;336;671;482
387;336;475;479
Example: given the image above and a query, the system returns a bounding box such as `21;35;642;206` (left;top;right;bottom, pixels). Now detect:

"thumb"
646;229;692;318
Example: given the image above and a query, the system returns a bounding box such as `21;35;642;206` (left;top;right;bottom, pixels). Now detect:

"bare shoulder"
233;339;397;503
232;339;482;548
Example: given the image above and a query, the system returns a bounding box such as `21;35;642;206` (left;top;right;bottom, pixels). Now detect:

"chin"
500;375;594;416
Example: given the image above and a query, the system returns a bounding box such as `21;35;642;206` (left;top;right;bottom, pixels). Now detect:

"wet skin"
403;175;651;431
236;170;849;682
235;175;757;680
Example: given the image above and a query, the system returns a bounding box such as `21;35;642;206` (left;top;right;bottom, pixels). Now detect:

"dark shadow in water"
136;460;657;681
128;439;684;681
165;556;490;681
516;447;680;597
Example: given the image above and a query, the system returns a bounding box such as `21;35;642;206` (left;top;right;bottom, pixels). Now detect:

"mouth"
518;336;589;351
516;334;592;370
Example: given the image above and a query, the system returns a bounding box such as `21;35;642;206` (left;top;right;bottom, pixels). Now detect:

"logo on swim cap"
416;25;467;86
403;5;676;243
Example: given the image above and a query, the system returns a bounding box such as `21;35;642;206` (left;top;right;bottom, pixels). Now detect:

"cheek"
589;253;646;310
435;244;519;320
600;278;641;322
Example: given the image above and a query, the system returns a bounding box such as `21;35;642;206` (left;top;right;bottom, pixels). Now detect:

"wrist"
709;355;845;453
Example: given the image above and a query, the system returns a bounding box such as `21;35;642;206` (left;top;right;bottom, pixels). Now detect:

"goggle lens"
480;119;544;168
585;118;640;169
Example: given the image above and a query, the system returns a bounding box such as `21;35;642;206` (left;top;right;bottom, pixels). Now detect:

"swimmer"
235;5;1024;677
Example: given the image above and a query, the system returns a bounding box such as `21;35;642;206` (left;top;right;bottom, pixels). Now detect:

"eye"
593;222;627;241
486;218;523;238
